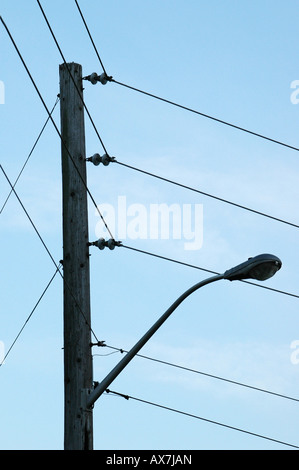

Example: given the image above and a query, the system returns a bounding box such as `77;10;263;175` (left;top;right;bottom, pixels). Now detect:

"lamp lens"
248;261;281;281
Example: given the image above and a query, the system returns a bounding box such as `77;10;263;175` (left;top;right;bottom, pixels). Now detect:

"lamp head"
224;254;282;281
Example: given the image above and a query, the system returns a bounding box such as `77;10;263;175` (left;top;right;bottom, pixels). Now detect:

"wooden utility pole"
59;62;93;450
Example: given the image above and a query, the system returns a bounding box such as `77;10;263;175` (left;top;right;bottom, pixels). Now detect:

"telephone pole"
59;62;93;450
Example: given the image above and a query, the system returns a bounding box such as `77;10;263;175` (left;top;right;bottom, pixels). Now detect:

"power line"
30;3;299;450
36;4;299;238
36;1;109;156
102;344;299;404
122;243;218;275
72;3;299;289
105;389;299;450
0;264;61;367
73;0;299;155
74;0;108;77
35;2;114;239
115;160;299;230
0;95;59;214
4;4;296;451
1;164;59;270
121;244;299;299
0;14;114;241
111;79;299;154
30;6;298;300
0;164;99;343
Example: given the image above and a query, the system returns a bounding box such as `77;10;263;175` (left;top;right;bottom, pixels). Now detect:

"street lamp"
223;253;282;281
86;253;281;409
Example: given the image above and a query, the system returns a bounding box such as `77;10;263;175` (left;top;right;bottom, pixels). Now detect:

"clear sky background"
1;0;299;450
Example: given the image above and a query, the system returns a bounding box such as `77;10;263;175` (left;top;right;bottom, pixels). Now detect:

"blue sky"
1;0;299;450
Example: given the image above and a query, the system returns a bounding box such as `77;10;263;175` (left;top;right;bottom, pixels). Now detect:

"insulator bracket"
83;72;113;85
86;153;115;166
89;238;122;251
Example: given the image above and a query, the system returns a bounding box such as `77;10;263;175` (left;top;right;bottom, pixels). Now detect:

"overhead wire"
71;2;299;306
105;389;299;450
0;164;99;343
0;264;62;367
0;14;102;365
37;2;299;449
0;95;60;215
74;0;108;77
41;0;298;243
0;14;114;241
73;1;299;235
111;80;299;154
35;2;115;239
73;0;299;154
1;164;59;270
28;5;298;304
2;2;297;450
36;1;109;156
121;244;299;299
102;344;299;403
114;160;299;230
2;14;294;308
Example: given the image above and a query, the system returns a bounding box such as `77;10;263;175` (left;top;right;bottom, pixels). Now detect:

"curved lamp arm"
86;253;281;409
87;273;224;408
